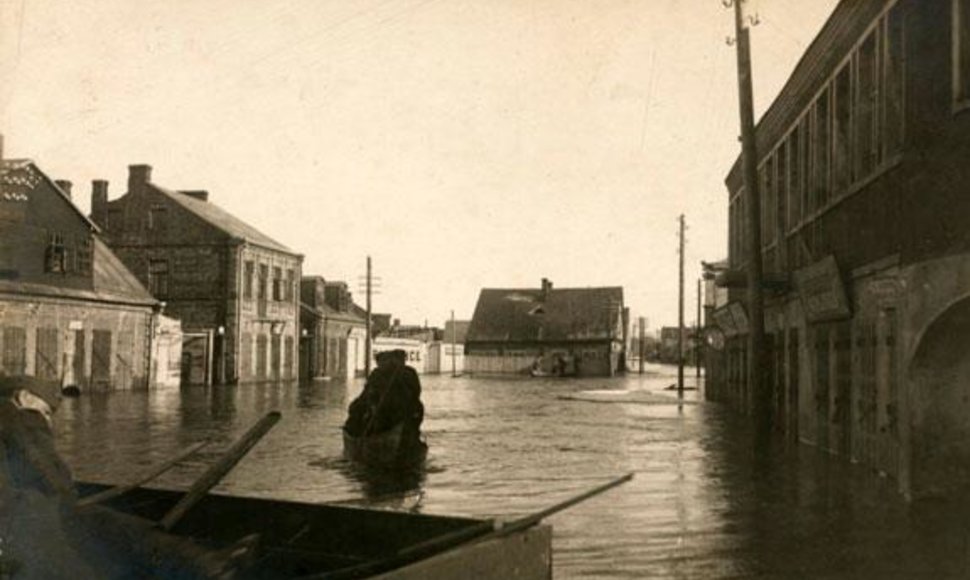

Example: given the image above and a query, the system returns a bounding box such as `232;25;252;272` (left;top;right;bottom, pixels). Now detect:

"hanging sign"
793;255;851;322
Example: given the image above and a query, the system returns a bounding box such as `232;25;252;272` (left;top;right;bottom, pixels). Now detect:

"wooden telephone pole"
677;214;685;398
364;256;372;377
638;317;645;375
451;309;458;377
696;278;702;380
730;0;769;442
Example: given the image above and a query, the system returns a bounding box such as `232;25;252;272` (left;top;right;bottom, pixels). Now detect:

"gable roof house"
91;165;302;385
0;158;160;391
465;279;625;377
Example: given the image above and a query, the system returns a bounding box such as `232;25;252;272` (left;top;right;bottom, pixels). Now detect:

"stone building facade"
709;0;970;499
299;277;366;380
91;165;302;384
0;160;158;391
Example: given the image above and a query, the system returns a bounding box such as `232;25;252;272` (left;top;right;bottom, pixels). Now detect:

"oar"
78;440;211;507
313;472;634;580
158;411;281;532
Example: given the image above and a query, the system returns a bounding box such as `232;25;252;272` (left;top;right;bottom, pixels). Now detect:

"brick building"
299;277;366;380
710;0;970;499
465;279;626;377
91;165;302;385
0;159;158;391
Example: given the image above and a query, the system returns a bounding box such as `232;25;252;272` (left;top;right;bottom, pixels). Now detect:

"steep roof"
151;184;296;254
0;232;157;307
301;301;366;324
1;159;100;232
91;238;157;305
467;286;623;343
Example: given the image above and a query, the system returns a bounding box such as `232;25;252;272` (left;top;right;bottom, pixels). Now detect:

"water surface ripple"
54;366;970;578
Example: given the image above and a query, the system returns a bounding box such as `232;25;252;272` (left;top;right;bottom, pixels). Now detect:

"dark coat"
345;363;423;439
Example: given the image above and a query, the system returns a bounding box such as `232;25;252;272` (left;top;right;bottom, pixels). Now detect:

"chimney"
128;164;152;195
180;190;209;202
91;180;109;225
541;278;553;300
54;180;73;199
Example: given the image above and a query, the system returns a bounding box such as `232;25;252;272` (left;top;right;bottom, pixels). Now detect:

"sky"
0;0;838;330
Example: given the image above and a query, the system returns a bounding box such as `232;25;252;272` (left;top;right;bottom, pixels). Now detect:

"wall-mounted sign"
728;302;750;334
712;305;738;336
793;255;851;322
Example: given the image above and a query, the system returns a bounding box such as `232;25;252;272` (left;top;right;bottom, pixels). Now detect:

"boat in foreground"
343;422;428;469
76;482;551;579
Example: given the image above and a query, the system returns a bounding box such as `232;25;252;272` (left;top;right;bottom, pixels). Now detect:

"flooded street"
54;365;970;579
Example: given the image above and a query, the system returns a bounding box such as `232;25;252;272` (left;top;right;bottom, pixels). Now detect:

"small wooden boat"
75;482;552;579
343;422;428;469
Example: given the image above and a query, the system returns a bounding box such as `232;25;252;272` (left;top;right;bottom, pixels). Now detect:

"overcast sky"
0;0;838;330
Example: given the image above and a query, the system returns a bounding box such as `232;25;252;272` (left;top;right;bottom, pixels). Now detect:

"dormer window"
45;232;66;273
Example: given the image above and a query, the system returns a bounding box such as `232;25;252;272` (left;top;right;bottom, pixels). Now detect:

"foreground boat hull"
75;482;551;579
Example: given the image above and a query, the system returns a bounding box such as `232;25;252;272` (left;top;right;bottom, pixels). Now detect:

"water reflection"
50;367;970;578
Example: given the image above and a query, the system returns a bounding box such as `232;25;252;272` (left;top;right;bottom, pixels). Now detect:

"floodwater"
54;365;970;579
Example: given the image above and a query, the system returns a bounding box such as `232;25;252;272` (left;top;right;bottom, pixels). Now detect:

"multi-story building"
91;164;302;385
711;0;970;499
0;159;159;391
465;279;625;377
299;277;366;380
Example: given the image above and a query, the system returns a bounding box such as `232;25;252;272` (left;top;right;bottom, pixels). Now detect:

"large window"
148;205;168;232
772;2;905;237
272;267;283;301
955;0;970;105
149;259;169;298
885;6;905;154
813;90;831;210
833;66;852;194
244;261;254;300
45;232;66;273
856;31;880;178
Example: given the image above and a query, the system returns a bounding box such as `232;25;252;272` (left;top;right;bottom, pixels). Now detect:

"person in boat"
0;375;256;579
344;350;423;447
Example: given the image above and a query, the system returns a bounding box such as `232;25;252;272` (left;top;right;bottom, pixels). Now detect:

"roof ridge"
151;183;296;254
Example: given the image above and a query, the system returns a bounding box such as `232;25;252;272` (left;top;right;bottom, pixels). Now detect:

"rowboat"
75;482;552;579
343;422;428;469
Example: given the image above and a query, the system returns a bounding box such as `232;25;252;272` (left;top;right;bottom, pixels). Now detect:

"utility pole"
730;0;769;442
677;214;685;398
365;256;372;377
638;317;645;374
451;309;457;377
696;278;702;380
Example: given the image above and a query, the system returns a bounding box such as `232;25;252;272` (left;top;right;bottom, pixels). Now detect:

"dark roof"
1;159;100;232
301;301;366;324
91;238;157;305
0;239;156;307
152;184;296;254
466;286;623;343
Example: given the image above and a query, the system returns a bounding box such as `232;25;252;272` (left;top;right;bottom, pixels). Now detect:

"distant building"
0;160;159;391
465;278;625;377
372;336;427;374
712;0;970;498
300;277;366;379
427;319;469;375
91;164;302;385
658;327;697;365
